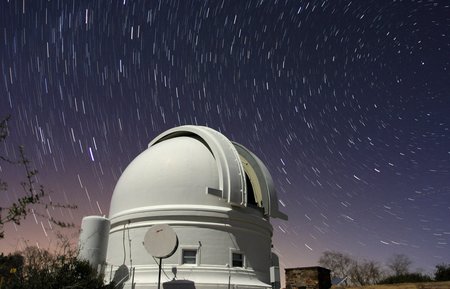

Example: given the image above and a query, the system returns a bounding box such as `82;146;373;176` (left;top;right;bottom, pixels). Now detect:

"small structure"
77;216;110;273
285;267;331;289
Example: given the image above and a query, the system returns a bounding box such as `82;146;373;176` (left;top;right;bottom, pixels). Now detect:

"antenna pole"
157;257;162;289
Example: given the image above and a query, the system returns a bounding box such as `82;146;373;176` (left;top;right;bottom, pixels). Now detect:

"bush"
435;264;450;281
378;273;433;284
0;253;25;289
0;247;111;289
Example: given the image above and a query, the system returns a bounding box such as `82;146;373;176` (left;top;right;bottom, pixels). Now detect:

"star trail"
1;0;449;275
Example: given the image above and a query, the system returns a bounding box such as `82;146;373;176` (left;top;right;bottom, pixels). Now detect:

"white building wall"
105;206;273;288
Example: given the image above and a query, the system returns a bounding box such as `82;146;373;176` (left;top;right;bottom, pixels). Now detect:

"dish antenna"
143;224;178;289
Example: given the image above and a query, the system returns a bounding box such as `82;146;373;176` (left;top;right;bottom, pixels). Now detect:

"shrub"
435;264;450;281
0;247;111;289
378;273;432;284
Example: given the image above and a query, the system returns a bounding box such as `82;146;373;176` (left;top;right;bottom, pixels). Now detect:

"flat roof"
285;266;330;272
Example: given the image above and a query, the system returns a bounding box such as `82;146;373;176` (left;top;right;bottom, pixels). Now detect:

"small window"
182;249;197;264
232;252;243;267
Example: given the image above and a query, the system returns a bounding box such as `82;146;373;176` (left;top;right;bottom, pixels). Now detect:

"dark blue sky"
1;0;449;274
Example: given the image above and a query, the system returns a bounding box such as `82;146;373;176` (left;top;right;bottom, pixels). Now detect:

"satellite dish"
143;224;178;258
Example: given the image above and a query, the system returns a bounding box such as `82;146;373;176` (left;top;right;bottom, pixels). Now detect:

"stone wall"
285;267;331;289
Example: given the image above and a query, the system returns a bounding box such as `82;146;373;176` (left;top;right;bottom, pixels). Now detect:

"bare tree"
349;259;382;285
387;254;412;276
0;115;76;239
319;250;354;281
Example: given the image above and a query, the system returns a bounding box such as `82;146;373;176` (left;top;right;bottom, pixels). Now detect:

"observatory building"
78;126;287;289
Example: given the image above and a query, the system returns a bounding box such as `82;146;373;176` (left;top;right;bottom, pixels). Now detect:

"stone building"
285;266;331;289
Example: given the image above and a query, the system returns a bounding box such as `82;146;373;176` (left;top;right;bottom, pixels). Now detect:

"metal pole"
158;258;162;289
131;267;135;289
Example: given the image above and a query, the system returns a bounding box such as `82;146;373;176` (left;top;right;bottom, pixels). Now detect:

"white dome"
109;125;287;221
101;125;287;289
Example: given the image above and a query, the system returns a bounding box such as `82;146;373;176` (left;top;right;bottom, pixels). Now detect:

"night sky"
1;0;449;276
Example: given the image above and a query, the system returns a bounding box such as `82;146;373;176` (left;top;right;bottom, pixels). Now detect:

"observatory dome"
109;125;287;222
79;125;288;289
